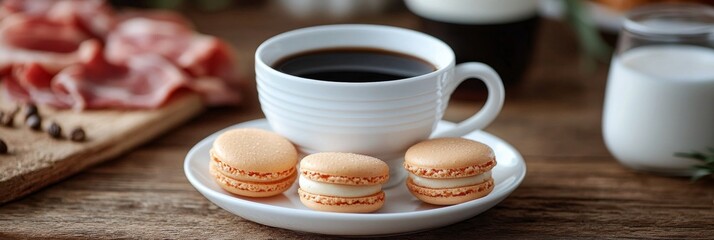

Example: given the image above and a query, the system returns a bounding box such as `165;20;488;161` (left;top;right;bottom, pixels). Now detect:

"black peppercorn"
5;106;18;127
5;113;14;127
0;139;7;154
70;127;85;142
26;114;41;130
48;122;62;139
24;103;38;120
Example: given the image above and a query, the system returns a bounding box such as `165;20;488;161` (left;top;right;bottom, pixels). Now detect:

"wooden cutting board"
0;93;203;204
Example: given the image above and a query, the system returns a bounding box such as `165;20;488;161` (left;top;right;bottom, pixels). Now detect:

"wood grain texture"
1;3;713;239
0;94;203;204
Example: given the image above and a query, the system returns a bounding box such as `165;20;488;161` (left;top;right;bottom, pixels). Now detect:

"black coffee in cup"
406;0;540;89
273;48;436;82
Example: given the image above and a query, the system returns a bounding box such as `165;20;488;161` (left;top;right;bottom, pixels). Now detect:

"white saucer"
184;119;526;236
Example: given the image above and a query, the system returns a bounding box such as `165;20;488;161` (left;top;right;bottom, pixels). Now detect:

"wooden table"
2;4;712;239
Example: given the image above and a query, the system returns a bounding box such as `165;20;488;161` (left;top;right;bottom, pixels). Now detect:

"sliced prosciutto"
53;54;190;110
0;0;241;109
0;15;96;73
6;40;190;110
105;17;236;81
3;63;65;107
0;0;114;38
105;16;240;105
0;28;102;107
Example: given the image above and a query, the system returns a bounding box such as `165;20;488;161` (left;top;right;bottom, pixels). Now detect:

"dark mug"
406;0;540;96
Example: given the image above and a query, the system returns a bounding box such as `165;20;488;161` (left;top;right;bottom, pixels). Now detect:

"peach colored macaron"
404;138;496;205
298;152;389;213
209;128;298;197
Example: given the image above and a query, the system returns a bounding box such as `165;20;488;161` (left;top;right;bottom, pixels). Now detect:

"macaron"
298;152;389;213
404;138;496;205
209;128;298;197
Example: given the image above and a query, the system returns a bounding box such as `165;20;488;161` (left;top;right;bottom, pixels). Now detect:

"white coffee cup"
255;24;505;186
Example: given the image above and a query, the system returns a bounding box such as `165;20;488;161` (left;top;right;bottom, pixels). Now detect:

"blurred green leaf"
562;0;612;71
691;169;711;182
676;149;714;182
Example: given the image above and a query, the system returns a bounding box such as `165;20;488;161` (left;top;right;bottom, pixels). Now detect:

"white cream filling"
410;171;492;189
298;175;381;197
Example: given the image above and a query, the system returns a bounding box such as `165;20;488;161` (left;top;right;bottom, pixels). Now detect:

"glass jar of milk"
603;3;714;175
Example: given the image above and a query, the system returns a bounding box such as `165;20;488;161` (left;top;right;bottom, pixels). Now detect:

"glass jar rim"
624;3;714;36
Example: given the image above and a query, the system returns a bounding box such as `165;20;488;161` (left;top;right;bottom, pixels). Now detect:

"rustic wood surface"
0;93;203;204
1;4;712;239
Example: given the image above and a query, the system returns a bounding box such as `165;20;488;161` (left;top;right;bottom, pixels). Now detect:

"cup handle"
431;62;505;138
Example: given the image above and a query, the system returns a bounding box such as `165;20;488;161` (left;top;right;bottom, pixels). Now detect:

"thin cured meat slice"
4;41;210;110
186;76;242;106
2;30;239;110
0;15;96;73
105;17;236;81
49;0;114;38
0;15;88;53
0;0;114;38
105;17;241;105
176;35;235;81
2;63;66;107
0;0;55;20
52;54;191;110
1;39;103;108
0;0;242;109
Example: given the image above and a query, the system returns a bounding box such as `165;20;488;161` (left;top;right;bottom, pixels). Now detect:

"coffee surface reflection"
274;48;436;82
